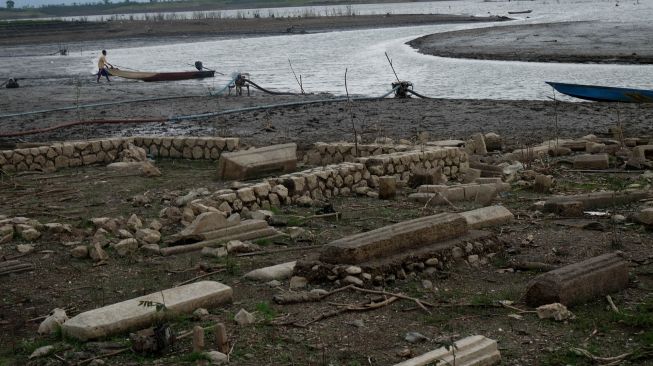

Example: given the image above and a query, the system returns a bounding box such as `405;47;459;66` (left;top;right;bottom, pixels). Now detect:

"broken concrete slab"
378;176;396;199
460;206;514;229
631;145;653;160
469;161;503;177
543;190;651;215
633;207;653;225
217;143;297;180
180;211;233;236
524;252;629;307
320;213;468;264
244;261;296;281
161;222;281;256
573;154;609;170
62;281;232;341
393;335;500;366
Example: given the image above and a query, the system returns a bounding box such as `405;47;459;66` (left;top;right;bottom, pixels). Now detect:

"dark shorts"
98;68;109;77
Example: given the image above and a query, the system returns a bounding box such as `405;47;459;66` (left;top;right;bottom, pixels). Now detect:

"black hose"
407;89;431;99
245;79;300;96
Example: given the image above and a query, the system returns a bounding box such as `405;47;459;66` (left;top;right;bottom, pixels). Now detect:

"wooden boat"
108;68;214;82
508;10;532;14
546;81;653;103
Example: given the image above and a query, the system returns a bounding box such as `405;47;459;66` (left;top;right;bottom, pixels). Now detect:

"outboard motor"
6;78;19;89
194;61;203;71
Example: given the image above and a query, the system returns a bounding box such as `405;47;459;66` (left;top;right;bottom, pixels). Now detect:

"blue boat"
546;81;653;103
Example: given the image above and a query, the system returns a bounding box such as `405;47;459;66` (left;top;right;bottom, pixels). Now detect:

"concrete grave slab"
393;335;500;366
460;206;514;229
525;252;629;307
573;154;609;170
217;143;297;180
320;213;468;264
62;281;232;341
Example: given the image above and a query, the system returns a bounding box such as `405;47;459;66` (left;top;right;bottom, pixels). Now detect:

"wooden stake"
215;323;229;354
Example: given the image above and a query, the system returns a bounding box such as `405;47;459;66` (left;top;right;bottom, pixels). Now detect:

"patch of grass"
254;238;273;246
541;348;592;366
216;256;241;275
255;301;277;322
180;351;210;362
17;338;53;356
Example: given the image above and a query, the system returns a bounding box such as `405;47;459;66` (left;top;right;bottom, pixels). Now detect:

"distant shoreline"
0;13;509;47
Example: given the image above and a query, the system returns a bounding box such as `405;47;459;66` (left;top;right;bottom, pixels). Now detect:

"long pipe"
0;86;400;138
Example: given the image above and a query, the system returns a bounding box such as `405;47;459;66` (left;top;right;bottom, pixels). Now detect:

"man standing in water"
96;50;114;83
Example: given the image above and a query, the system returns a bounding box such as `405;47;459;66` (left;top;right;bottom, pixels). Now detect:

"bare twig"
301;296;398;327
174;269;225;287
344;68;359;157
75;348;129;366
384;52;400;82
288;58;305;94
606;295;620;313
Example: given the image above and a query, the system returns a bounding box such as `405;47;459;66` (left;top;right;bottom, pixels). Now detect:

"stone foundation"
0;136;240;173
302;142;414;165
209;146;469;215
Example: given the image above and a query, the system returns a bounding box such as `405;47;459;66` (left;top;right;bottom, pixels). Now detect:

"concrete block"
631;145;653;160
393;335;500;366
573;154;609;170
525;253;629;307
544;190;651;214
180;212;232;236
460;206;514;229
320;213;467;264
217;143;297;180
244;261;296;281
62;281;232;341
378;176;396;199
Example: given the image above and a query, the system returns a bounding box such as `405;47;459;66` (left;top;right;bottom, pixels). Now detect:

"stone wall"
0;136;240;173
206;146;468;215
302;142;413;166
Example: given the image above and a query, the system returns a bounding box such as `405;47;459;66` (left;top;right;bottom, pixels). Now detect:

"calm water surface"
3;0;653;101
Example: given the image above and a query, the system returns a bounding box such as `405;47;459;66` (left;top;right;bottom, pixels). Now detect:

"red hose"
0;118;167;138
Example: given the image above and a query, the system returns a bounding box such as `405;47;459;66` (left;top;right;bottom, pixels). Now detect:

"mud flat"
408;21;653;64
0;13;507;47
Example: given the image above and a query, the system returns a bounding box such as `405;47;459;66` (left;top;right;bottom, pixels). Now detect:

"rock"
62;281;233;341
634;207;653;225
484;132;502;151
38;308;68;335
460;206;514;229
234;308;255;326
89;242;109;261
378;176;397;199
44;222;72;233
343;275;364;286
393;335;500;366
345;266;362;275
267;280;281;287
422;280;433;290
193;308;209;318
250;210;273;221
296;195;313;207
149;219;162;231
126;214;143;231
201;246;228;258
29;345;55;359
468;254;479;267
180;211;232;236
131;194;151;207
71;245;89;258
536;303;575;321
244;261;296;281
287;226;308;240
117;229;133;239
573;154;609;170
289;276;308;289
217;143;297;180
471;133;487;155
205;351;228;365
134;228;161;244
16;244;35;254
20;228;41;241
525;252;628;307
0;225;13;244
404;331;429;343
533;174;554;193
612;214;627;223
112;238;139;256
118;142;147;162
140;244;161;255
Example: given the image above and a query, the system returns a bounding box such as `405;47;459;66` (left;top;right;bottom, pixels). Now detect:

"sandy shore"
2;80;652;150
0;13;508;47
408;21;653;64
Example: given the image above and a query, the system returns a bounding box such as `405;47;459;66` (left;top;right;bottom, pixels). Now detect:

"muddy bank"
0;13;508;47
2;80;652;150
408;21;653;64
